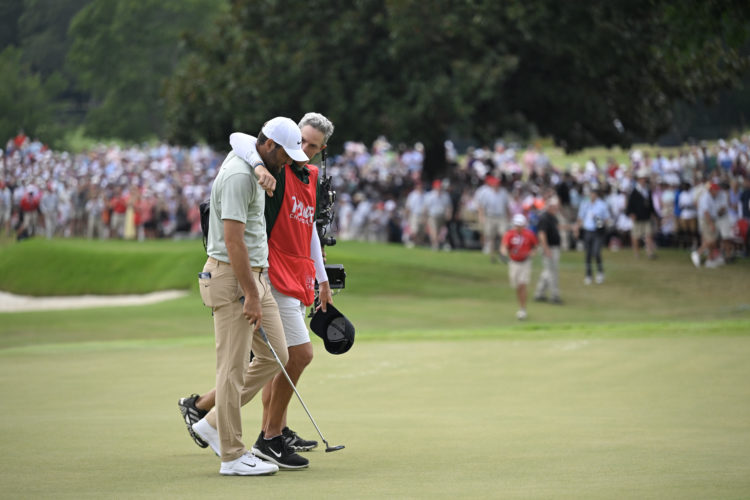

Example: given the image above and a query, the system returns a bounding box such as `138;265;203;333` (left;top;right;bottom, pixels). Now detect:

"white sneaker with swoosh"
220;452;279;476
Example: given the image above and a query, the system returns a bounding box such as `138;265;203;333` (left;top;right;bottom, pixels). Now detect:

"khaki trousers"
198;257;288;462
483;215;509;254
534;247;560;299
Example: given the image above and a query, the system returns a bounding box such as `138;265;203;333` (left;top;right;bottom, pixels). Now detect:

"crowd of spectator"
2;130;749;268
2;131;218;242
328;135;750;268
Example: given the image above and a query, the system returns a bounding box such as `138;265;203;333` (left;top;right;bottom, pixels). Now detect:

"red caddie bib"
268;164;319;305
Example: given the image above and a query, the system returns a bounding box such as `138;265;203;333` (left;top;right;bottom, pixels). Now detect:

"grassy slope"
1;238;748;349
0;238;205;295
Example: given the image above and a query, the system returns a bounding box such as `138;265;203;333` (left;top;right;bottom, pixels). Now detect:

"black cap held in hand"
310;303;355;355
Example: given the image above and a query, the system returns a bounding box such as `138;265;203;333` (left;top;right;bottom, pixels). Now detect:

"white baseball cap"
512;214;527;227
261;117;309;163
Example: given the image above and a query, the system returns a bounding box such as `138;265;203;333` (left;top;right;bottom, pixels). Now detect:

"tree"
0;0;24;48
67;0;226;141
18;0;91;77
165;0;750;178
0;46;65;142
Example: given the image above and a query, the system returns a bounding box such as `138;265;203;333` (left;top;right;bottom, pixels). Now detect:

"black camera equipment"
316;149;337;248
312;148;346;314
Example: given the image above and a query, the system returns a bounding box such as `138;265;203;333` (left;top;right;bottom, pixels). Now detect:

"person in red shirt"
501;213;538;320
109;186;128;239
19;187;41;238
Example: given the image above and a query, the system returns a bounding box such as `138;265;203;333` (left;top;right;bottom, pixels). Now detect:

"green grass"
1;239;749;498
0;238;206;295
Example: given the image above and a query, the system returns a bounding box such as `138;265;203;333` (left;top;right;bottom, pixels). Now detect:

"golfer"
179;113;335;470
191;116;307;476
501;213;538;320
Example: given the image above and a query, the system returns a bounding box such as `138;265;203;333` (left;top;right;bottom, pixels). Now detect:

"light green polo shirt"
206;152;268;268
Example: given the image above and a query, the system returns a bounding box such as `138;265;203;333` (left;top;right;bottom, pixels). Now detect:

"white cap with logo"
261;117;309;163
512;214;527;227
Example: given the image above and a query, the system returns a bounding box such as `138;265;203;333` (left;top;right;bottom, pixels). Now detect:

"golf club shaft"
257;326;333;449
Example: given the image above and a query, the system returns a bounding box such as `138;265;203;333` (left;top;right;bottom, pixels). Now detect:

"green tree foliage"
0;0;24;48
18;0;90;77
0;46;65;142
165;0;750;178
67;0;226;141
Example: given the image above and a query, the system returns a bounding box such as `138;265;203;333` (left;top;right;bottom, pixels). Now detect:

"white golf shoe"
690;251;701;268
192;418;221;457
220;451;279;476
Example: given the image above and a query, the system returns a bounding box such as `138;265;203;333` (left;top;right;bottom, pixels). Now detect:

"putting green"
1;334;748;499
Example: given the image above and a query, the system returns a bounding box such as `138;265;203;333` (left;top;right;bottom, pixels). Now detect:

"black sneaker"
178;394;208;448
254;429;265;450
282;426;318;451
252;434;309;469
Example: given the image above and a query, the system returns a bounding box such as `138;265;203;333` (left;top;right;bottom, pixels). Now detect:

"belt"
208;256;265;272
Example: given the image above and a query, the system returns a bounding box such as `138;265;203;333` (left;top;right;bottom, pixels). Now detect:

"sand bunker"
0;290;189;312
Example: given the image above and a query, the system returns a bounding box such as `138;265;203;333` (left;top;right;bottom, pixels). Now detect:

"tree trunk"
421;133;447;182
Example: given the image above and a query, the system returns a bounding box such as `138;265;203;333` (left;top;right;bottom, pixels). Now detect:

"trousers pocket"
198;272;214;308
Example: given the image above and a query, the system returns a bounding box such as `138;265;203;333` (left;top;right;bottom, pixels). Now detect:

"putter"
256;324;345;452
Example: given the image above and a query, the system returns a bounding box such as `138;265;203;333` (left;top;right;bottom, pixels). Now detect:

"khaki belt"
208;256;265;272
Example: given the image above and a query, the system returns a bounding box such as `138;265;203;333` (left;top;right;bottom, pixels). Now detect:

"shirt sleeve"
501;230;511;247
310;223;328;283
220;172;254;222
229;133;262;168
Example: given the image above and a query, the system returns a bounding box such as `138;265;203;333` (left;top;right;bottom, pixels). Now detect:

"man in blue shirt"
576;186;610;285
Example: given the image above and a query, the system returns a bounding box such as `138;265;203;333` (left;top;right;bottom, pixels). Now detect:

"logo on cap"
310;304;355;355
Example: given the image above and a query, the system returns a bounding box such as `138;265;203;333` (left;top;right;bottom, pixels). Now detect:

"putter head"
325;445;345;452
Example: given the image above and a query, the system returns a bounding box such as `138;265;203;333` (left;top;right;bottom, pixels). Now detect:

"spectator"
0;179;12;237
576;186;609;285
404;182;426;247
657;178;678;248
533;197;563;304
18;187;41;238
691;182;722;268
109;186;128;239
501;214;538;320
626;169;657;259
677;181;699;250
714;182;735;261
475;175;511;260
85;188;106;239
39;184;58;239
739;176;750;254
423;179;452;250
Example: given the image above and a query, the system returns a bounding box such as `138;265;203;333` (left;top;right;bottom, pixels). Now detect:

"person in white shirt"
691;182;721;267
713;182;735;260
475;175;511;259
423;179;452;250
404;183;426;246
0;180;12;237
677;182;699;250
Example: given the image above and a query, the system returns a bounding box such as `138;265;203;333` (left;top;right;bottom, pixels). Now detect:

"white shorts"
508;259;532;287
268;278;311;347
716;217;733;240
